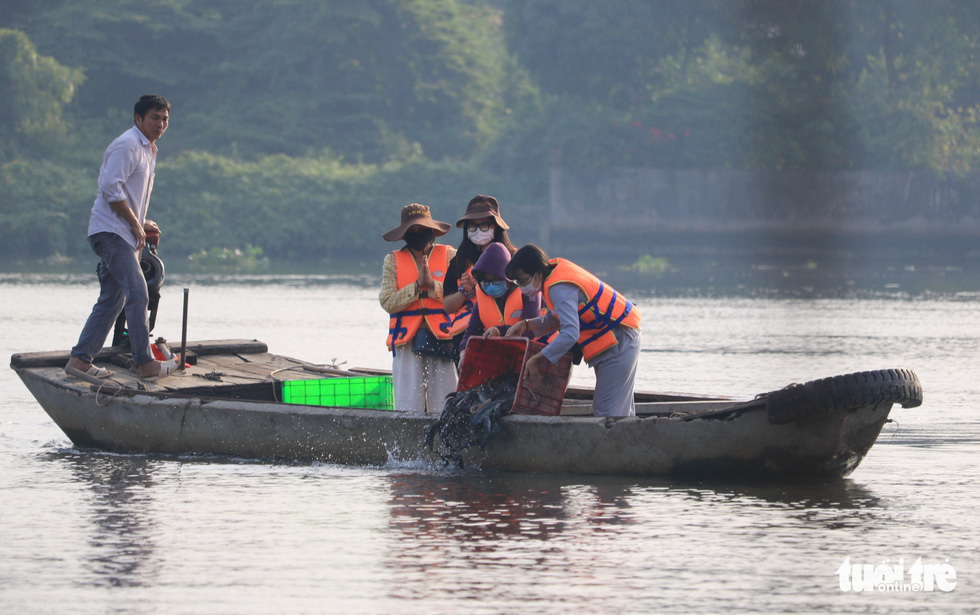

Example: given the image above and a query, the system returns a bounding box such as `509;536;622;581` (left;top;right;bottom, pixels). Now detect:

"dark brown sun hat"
455;194;509;229
383;203;452;242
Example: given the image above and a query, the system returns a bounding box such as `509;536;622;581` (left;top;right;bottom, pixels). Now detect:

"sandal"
65;364;113;380
138;358;179;381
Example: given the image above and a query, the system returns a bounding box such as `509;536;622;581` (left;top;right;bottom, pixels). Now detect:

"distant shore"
4;236;977;298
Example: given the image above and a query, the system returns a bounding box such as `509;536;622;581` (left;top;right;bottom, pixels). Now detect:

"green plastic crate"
281;376;394;410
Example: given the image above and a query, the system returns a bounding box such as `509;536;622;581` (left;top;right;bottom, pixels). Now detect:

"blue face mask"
480;280;508;298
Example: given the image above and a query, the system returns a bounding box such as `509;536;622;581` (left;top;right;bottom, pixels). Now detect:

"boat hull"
16;368;893;479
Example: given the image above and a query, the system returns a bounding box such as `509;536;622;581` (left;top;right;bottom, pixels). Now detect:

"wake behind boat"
10;339;922;479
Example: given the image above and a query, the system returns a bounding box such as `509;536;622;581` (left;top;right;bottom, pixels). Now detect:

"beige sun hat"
383;203;452;242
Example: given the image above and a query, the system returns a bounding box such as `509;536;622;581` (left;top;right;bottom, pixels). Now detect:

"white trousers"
392;348;458;413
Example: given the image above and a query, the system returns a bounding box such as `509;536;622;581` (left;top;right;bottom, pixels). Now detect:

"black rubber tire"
765;368;922;425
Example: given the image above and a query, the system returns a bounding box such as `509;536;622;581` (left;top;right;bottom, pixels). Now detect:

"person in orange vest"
457;242;542;366
380;204;459;413
443;195;517;366
504;244;642;417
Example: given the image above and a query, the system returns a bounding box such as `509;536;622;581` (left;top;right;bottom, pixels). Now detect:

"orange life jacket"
386;245;453;352
475;285;555;345
542;258;641;361
535;306;558;346
447;264;474;336
475;284;525;329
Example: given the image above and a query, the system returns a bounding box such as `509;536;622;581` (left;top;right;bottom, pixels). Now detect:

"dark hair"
505;244;553;280
454;226;517;271
134;94;171;118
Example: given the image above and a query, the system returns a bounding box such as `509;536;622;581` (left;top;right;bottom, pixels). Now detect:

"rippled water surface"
1;274;977;613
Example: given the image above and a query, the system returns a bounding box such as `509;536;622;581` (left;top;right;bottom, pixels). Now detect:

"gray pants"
70;232;152;366
589;327;641;417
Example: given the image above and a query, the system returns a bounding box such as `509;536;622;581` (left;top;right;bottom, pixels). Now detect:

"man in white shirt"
65;94;177;381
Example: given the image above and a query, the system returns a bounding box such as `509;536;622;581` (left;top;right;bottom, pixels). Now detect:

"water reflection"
382;474;884;552
671;480;885;531
381;473;645;605
43;450;161;588
386;473;570;543
680;479;882;509
378;473;893;608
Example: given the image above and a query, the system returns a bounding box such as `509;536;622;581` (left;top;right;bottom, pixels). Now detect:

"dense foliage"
2;0;979;264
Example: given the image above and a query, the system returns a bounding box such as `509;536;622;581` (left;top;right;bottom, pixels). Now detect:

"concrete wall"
550;167;980;237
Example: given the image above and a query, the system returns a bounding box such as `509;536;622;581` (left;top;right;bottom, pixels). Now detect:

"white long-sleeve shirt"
87;125;158;249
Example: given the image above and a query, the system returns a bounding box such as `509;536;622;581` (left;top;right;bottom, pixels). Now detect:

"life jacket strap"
388;307;452;353
576;283;633;349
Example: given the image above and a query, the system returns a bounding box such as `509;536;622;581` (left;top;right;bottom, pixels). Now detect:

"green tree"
732;0;980;173
501;0;980;173
499;1;754;169
8;0;524;163
0;158;90;259
0;28;85;158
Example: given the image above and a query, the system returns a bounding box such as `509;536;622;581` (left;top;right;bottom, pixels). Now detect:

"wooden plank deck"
12;339;745;416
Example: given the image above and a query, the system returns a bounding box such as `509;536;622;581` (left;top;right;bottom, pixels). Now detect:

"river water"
1;273;977;614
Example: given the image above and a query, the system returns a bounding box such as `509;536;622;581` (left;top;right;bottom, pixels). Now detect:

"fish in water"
425;372;519;467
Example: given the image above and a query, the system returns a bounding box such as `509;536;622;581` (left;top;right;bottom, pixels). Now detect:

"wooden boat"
10;339;922;479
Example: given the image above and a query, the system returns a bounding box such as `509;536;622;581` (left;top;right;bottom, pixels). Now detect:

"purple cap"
472;243;511;280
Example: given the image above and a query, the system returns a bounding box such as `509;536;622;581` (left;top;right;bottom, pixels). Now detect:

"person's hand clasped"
418;255;434;290
460;271;476;296
482;326;502;339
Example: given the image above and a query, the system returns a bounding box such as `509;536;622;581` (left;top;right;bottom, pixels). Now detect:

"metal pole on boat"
178;287;189;371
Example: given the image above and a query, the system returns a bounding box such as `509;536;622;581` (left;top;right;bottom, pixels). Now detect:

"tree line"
2;0;979;264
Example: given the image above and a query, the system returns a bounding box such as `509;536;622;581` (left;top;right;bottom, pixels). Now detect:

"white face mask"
467;227;494;246
519;274;540;297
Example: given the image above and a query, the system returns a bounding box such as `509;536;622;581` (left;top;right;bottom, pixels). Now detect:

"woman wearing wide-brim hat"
379;203;458;413
442;195;518;365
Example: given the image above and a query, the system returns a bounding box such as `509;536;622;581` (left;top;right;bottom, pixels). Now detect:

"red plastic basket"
458;337;572;416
